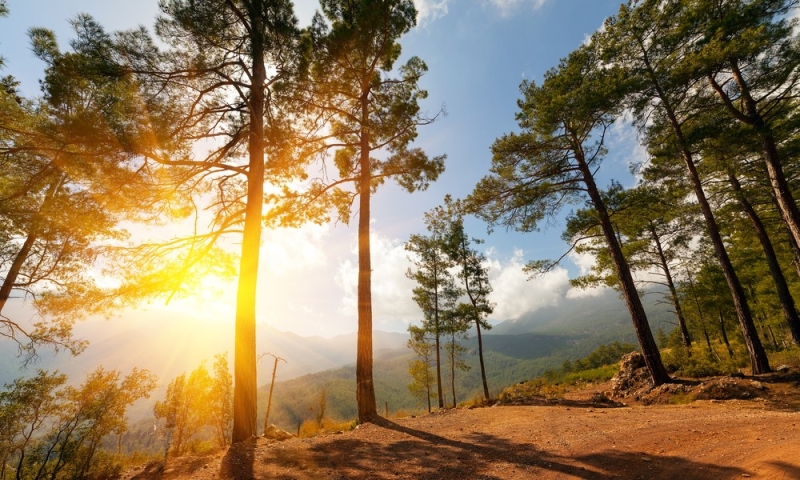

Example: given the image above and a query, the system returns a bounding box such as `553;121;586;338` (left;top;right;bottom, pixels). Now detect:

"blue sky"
0;0;642;338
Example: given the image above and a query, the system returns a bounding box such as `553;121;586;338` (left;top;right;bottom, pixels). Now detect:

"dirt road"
132;398;799;479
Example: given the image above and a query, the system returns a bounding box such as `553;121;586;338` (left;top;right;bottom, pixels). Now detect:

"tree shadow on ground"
219;437;256;480
767;461;800;478
253;417;748;479
500;396;627;408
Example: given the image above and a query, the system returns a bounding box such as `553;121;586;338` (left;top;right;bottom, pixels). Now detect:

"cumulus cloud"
335;233;575;329
334;231;597;330
335;232;421;330
260;223;330;273
484;248;570;320
486;0;549;17
565;248;608;299
413;0;451;25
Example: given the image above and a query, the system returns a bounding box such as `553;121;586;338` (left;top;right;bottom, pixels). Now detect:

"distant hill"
1;287;679;427
490;287;675;337
0;310;407;388
262;288;678;429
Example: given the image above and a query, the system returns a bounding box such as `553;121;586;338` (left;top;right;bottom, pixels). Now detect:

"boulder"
610;351;653;398
264;424;295;441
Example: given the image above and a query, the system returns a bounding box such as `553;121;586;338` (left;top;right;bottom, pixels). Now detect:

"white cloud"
564;249;607;299
335;232;421;330
608;111;648;185
485;248;570;320
260;223;330;273
334;236;580;328
486;0;549;18
414;0;451;25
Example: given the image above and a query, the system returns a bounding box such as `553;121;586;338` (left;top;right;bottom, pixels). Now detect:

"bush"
561;364;619;384
662;342;750;377
298;417;356;437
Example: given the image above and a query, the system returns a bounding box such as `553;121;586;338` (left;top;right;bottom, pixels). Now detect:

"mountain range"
1;288;676;424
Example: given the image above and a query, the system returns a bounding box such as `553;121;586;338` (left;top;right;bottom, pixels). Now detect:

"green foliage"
0;19;171;358
661;334;751;378
154;355;232;457
0;367;155;479
541;341;637;386
406;325;437;412
209;353;232;448
560;365;620;384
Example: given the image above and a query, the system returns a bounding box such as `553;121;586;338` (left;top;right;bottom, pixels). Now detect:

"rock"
750;381;765;390
264;424;295;441
610;351;653;398
776;365;791;373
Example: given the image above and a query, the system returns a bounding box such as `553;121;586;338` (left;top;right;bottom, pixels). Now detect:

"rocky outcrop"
610;351;653;400
264;424;295;441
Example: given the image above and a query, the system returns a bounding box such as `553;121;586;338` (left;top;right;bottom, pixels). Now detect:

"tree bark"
646;73;770;373
649;224;692;350
232;8;265;443
433;261;444;409
575;142;670;386
0;176;62;315
356;89;377;422
718;310;735;358
449;332;457;407
727;170;800;344
475;318;490;401
720;64;800;251
0;232;38;315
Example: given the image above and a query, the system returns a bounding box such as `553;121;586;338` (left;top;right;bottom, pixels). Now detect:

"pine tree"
469;44;671;385
303;0;445;422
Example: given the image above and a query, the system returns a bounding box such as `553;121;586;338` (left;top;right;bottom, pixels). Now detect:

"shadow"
499;396;627;408
732;371;800;411
219;437;256;480
253;416;748;479
130;460;164;480
767;461;800;477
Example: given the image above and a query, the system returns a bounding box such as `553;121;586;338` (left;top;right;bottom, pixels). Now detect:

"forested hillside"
262;289;675;429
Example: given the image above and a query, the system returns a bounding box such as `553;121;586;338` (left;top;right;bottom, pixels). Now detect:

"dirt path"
130;399;800;480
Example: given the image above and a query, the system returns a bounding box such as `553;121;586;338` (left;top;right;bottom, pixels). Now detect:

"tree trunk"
767;325;778;349
649;224;691;350
356;90;377;422
433;262;444;408
433;322;443;409
449;333;457;407
656;94;769;373
575;143;670;386
786;232;800;281
727;170;800;344
232;13;266;443
263;356;280;435
461;241;491;402
0;176;62;315
639;51;769;373
718;311;735;358
702;323;720;360
475;318;490;401
425;370;431;413
681;148;768;372
723;64;800;251
0;232;38;315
